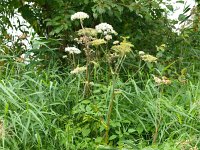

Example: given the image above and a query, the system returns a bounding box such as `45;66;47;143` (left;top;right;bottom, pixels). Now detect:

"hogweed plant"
63;12;176;146
64;46;81;67
69;12;120;97
105;37;134;144
138;49;175;144
66;11;183;148
68;12;134;145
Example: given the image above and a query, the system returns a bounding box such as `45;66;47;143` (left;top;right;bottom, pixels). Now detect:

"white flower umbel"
71;12;89;21
65;47;81;54
70;66;87;74
113;41;119;45
24;59;30;65
20;53;31;65
139;51;145;56
20;53;26;59
105;35;112;41
95;23;117;35
30;52;34;57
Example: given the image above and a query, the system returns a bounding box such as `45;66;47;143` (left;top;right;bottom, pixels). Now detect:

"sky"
166;0;196;30
167;0;195;20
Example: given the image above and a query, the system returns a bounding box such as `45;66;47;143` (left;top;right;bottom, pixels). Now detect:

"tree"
0;0;175;52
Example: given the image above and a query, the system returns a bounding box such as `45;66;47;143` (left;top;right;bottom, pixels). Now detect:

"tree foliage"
1;0;175;51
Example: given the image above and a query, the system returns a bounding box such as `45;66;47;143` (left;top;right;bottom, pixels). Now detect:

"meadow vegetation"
0;0;200;149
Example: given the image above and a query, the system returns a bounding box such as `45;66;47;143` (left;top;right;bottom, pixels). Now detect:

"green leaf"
166;5;173;11
95;137;103;143
128;128;136;133
81;100;90;104
178;14;186;21
82;128;91;137
110;121;121;127
97;145;118;150
84;0;89;4
109;135;117;140
176;1;184;4
136;125;144;134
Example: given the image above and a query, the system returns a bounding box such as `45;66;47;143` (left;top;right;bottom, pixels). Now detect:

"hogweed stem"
105;76;116;144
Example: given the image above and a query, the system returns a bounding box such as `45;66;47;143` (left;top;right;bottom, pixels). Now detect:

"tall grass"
0;61;199;150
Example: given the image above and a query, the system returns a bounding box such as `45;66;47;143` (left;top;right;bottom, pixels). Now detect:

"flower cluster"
111;41;134;56
141;54;157;63
108;53;119;64
105;35;112;41
71;12;89;21
75;36;93;45
113;41;119;45
139;51;145;56
18;52;35;65
154;76;171;85
75;28;97;45
65;47;81;54
89;39;107;46
77;28;97;37
70;66;87;74
95;23;117;35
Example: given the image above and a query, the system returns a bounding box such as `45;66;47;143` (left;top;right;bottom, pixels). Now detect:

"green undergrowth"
0;62;199;150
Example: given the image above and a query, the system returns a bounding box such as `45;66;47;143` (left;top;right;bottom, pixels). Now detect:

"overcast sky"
168;0;196;20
